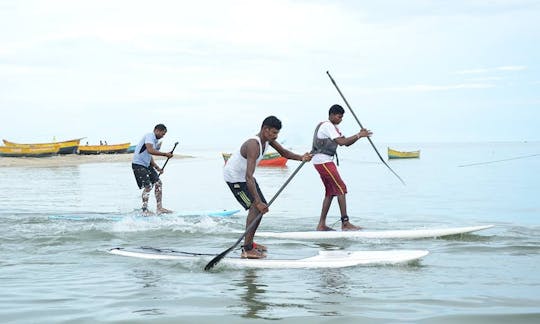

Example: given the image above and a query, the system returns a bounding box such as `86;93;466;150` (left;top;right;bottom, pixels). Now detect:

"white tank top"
223;136;267;183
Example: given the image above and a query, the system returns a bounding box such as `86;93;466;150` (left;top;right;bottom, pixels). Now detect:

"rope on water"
458;153;540;167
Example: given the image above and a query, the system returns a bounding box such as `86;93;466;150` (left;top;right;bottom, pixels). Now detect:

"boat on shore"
3;138;83;154
78;143;131;155
0;145;60;157
222;152;287;167
388;147;420;159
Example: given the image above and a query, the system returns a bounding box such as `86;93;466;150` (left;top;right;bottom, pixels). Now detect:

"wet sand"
0;154;192;168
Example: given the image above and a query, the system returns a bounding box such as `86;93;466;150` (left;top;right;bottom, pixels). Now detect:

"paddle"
160;142;178;172
204;160;308;271
326;71;406;185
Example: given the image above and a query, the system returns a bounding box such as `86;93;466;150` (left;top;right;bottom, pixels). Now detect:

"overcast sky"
1;0;539;150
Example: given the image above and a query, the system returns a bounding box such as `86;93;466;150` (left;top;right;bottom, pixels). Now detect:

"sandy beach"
0;154;192;168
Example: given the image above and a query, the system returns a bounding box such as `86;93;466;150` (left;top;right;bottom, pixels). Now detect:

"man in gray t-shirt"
132;124;173;215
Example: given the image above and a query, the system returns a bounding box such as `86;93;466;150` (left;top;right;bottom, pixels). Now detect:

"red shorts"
314;162;347;197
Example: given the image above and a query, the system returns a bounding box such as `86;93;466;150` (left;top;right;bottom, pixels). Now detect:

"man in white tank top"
224;116;312;259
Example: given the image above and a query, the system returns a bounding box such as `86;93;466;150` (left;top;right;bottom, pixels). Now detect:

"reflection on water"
315;268;350;298
132;308;165;316
130;268;166;316
132;268;162;289
234;269;271;319
310;268;351;317
231;258;355;319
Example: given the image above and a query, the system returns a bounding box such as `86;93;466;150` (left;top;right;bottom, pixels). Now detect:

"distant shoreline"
0;154;193;168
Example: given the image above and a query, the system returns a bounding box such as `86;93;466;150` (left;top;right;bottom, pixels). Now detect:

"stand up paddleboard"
255;225;494;240
49;209;241;221
108;247;429;269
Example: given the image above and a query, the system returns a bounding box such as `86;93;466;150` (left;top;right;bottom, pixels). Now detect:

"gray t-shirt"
132;132;158;167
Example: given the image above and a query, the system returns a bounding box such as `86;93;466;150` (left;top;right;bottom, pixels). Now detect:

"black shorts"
132;163;160;189
226;180;267;210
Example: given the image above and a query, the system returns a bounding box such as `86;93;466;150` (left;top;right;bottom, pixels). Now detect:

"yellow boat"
3;138;83;154
388;147;420;159
0;145;60;157
78;142;131;155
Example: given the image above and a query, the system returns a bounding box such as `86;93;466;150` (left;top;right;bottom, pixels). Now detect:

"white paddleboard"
255;225;494;240
108;247;429;269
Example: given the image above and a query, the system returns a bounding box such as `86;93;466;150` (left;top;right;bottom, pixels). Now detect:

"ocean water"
1;142;539;323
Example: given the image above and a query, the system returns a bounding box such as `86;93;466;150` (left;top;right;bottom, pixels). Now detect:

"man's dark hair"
154;124;167;132
261;116;282;130
329;104;345;115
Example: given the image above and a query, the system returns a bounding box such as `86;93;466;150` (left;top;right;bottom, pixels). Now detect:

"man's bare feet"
142;208;155;216
252;242;267;252
316;225;336;231
157;207;173;214
342;221;362;231
241;248;267;259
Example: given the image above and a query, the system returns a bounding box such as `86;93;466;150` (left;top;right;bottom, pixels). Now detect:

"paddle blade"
204;213;263;271
204;246;235;271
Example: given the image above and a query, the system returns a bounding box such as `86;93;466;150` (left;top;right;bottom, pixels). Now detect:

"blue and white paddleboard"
255;225;494;240
49;209;241;221
108;247;429;269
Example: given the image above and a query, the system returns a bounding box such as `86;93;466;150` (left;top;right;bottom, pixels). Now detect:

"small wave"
111;215;240;234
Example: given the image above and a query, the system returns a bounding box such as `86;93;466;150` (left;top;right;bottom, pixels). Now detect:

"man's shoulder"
244;136;261;146
318;120;332;127
144;132;157;142
318;121;339;134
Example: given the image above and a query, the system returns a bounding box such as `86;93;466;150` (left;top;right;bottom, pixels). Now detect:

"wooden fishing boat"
0;145;60;157
78;142;131;155
3;138;83;154
388;147;420;159
222;152;288;167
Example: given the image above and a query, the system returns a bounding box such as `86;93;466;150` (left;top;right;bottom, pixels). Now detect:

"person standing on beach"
132;124;174;215
312;104;372;231
224;116;312;259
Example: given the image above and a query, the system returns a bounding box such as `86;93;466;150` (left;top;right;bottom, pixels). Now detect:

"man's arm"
150;156;161;172
269;141;312;162
145;143;173;158
242;139;268;214
334;128;372;147
146;143;173;174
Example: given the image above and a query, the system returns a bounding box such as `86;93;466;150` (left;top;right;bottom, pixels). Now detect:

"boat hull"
388;147;420;159
0;145;59;157
3;139;82;155
78;143;131;155
222;152;287;167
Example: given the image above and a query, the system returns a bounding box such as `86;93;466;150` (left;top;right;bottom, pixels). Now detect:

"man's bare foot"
142;208;155;216
252;242;267;252
316;225;336;231
157;207;173;214
342;222;362;231
241;248;267;259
